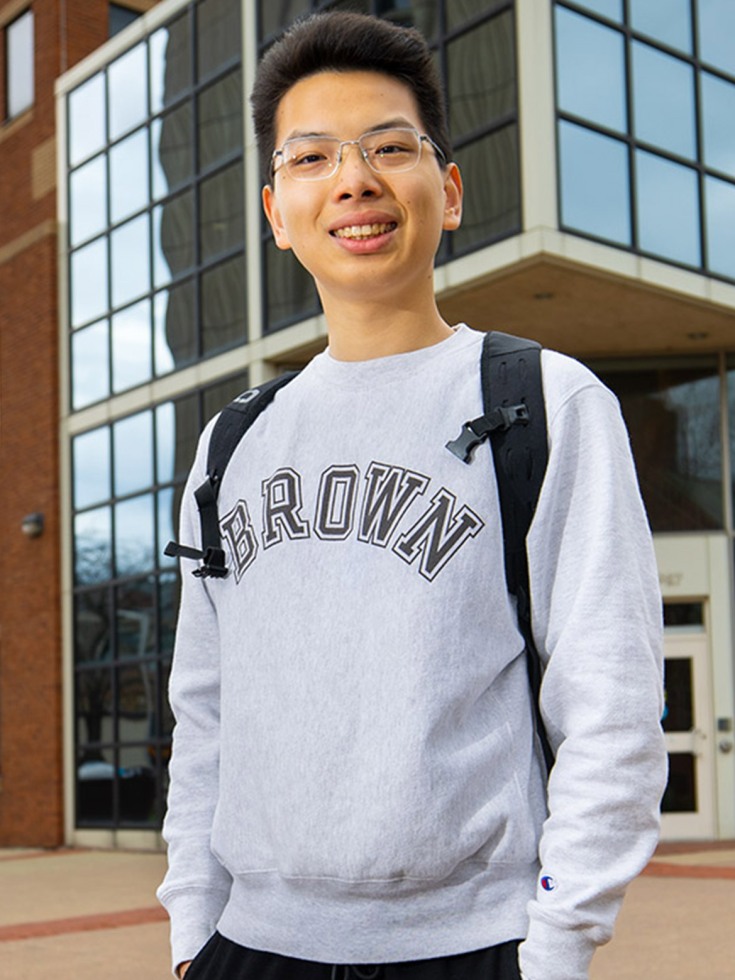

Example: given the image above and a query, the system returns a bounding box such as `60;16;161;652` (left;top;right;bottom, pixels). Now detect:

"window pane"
68;74;106;167
555;7;626;132
155;279;199;374
203;372;250;421
76;678;114;745
447;12;516;142
698;0;735;75
7;10;34;117
153;191;196;288
69;155;108;247
595;361;722;531
113;411;154;496
116;579;156;659
158;488;177;567
77;745;114;823
109;5;140;38
117;743;157;823
197;0;242;79
71;238;109;327
636;151;700;266
265;240;319;333
564;0;622;20
201;255;246;355
258;0;309;40
629;0;692;53
110;128;149;224
157;394;199;483
701;73;735;177
111;214;150;308
705;176;735;279
662;753;697;812
452;127;521;252
112;300;153;394
154;280;197;373
115;494;155;576
446;0;501;30
159;573;181;657
559;121;631;244
663;658;693;731
197;70;243;171
200;162;244;262
150;16;192;114
152;103;194;199
632;43;696;159
109;43;148;140
155;403;176;485
378;0;437;38
75;506;113;584
74;428;111;510
72;320;110;410
75;590;112;664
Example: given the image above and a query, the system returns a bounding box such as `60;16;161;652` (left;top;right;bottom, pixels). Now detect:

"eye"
292;149;329;166
286;141;334;170
374;140;412;157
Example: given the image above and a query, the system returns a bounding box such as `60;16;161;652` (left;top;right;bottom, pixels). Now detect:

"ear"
262;183;292;251
442;162;463;232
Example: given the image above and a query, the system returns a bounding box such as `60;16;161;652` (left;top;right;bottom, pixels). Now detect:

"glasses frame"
271;127;447;181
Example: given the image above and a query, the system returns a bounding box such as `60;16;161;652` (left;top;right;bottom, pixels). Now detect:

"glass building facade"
554;0;735;280
58;0;735;840
66;0;248;829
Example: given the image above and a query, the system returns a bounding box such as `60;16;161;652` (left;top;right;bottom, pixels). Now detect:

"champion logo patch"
540;875;557;892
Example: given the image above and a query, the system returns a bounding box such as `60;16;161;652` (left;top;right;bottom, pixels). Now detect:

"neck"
320;291;455;362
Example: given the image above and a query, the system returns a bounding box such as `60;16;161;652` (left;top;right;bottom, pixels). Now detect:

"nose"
333;141;381;199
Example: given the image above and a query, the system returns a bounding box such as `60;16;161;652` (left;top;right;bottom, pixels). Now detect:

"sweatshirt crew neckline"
309;323;472;388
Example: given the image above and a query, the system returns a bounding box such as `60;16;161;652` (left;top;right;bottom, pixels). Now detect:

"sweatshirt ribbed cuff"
519;916;598;980
159;887;229;977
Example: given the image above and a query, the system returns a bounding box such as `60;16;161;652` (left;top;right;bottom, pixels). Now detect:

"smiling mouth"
332;222;397;240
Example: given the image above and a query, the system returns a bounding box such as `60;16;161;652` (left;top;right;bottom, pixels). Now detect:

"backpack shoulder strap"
483;331;553;772
481;330;547;601
447;330;553;771
165;372;299;578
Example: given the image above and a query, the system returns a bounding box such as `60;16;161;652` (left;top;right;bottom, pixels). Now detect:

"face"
262;70;462;309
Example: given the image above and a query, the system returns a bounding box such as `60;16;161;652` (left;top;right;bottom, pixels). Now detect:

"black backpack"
166;330;553;770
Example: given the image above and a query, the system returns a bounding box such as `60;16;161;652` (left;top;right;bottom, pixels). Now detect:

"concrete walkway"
1;843;733;979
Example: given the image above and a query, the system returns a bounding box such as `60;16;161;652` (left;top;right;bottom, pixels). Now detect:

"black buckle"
164;541;229;579
445;403;529;464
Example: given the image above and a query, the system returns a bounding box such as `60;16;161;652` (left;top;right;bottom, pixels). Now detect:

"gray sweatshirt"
157;325;667;979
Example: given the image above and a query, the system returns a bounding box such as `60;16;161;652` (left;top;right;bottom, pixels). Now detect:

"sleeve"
517;379;668;980
156;423;233;975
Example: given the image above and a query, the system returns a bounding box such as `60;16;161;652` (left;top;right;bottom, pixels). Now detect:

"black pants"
185;932;522;980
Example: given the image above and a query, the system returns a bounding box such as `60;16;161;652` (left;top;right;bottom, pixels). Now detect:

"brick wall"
0;0;122;846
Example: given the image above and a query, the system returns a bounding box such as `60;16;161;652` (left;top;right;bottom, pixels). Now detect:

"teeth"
333;222;396;239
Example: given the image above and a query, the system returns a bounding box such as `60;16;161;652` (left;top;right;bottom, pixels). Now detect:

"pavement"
1;843;734;979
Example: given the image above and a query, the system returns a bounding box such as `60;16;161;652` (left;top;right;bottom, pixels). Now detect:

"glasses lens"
283;137;339;180
361;129;421;173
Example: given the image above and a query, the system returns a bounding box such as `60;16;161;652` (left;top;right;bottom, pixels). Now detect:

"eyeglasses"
271;127;446;181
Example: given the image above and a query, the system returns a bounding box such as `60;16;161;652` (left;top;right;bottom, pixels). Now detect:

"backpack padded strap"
481;331;547;598
482;331;554;773
207;372;299;490
166;371;299;578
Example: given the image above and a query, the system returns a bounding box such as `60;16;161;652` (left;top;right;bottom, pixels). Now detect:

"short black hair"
250;11;451;184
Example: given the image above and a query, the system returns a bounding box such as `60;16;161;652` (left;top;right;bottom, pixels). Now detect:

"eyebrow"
281;117;417;143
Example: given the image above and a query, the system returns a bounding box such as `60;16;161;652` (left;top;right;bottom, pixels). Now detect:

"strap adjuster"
445;403;529;464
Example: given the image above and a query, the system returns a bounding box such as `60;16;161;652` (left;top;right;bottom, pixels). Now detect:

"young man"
158;12;667;980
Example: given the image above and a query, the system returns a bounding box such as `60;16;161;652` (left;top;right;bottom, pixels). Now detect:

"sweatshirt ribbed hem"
216;862;536;963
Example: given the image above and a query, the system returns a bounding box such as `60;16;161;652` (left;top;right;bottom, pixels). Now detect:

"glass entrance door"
661;603;715;839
